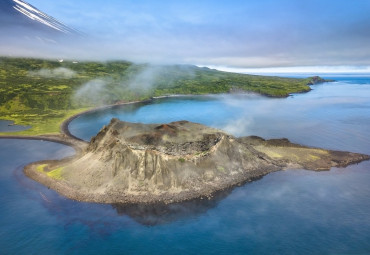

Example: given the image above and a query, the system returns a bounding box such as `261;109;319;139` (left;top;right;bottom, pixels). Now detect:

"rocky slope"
25;118;370;204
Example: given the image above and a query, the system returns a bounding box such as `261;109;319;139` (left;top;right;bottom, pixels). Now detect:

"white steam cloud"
73;64;196;106
221;116;255;137
29;67;77;78
125;65;164;92
73;78;111;106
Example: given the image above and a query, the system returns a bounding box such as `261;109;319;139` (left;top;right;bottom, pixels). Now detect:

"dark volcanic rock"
25;119;370;204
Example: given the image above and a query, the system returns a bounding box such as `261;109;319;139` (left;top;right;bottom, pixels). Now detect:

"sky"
11;0;370;71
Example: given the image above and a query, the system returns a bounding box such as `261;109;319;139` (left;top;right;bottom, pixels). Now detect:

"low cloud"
73;64;196;106
221;116;254;137
73;78;111;106
125;65;164;93
29;67;76;78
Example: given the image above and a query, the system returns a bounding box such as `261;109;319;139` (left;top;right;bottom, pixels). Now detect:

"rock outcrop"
307;76;334;85
25;118;369;204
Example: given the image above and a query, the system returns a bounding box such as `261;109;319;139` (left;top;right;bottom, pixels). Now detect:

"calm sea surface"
1;76;370;254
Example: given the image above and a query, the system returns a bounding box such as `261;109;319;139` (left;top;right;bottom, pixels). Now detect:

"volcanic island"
25;118;370;204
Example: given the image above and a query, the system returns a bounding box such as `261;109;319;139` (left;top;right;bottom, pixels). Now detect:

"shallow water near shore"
1;76;370;254
0;120;30;132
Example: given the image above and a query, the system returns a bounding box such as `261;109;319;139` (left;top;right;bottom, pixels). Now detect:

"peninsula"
25;119;369;204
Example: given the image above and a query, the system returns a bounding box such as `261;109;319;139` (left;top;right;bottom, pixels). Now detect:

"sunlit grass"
36;164;47;172
0;108;90;136
35;163;64;180
46;167;64;180
255;146;329;162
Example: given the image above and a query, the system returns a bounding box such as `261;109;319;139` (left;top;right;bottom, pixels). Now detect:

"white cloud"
28;67;76;78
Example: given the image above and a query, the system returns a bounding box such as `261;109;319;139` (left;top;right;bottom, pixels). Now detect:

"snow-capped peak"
12;0;77;34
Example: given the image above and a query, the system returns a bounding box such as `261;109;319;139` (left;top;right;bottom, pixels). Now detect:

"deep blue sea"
1;75;370;254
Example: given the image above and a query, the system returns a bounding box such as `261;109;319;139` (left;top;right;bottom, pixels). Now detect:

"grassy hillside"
0;57;314;135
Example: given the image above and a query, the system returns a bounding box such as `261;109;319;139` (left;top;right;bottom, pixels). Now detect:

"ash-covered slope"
25;119;370;204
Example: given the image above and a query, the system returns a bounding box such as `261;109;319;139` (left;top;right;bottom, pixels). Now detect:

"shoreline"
24;162;279;205
0;95;195;166
0;98;156;147
59;98;154;141
57;91;293;142
0;75;334;141
2;83;349;205
22;118;370;205
0;74;332;141
23;151;369;205
0;83;337;163
0;134;88;155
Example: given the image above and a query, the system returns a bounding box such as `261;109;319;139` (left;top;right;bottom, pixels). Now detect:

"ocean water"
1;76;370;254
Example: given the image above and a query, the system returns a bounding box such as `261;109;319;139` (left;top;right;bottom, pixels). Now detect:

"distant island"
24;119;369;204
0;57;331;136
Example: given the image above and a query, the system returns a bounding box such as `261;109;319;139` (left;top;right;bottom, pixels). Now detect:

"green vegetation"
46;167;64;180
36;164;47;172
178;158;186;163
0;57;315;136
36;163;63;180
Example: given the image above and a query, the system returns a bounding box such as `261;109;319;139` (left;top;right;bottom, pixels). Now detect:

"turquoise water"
1;76;370;254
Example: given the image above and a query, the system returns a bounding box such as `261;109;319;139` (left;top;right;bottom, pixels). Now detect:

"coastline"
0;98;155;147
1;73;333;141
24;162;278;204
0;134;88;155
22;117;370;205
59;98;154;142
0;95;193;159
1;79;345;205
0;82;334;164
